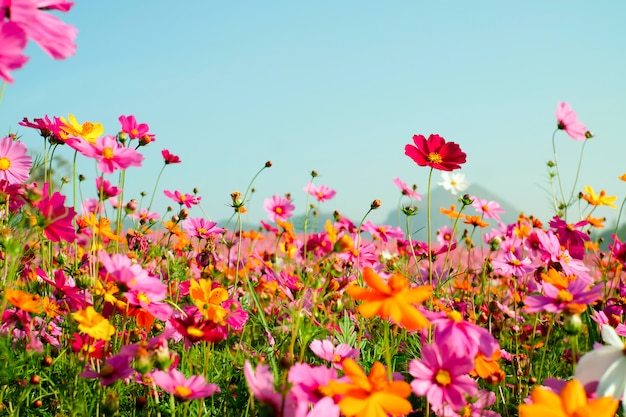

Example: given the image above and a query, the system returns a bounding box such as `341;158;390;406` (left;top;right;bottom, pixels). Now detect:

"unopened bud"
402;205;418;216
585;131;594;139
460;194;474;206
265;161;272;168
563;313;584;335
311;170;318;177
370;200;382;210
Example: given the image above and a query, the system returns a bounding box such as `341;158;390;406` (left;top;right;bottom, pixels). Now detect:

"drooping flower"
304;182;336;202
519;378;618;417
2;0;77;60
151;369;220;401
95;177;122;200
264;194;295;223
72;306;115;341
163;189;201;208
392;177;422;200
328;359;413;417
75;135;144;174
405;134;467;171
0;136;32;184
549;216;590;260
161;149;181;164
438;172;469;195
555;101;588;141
361;221;404;243
581;186;617;208
0;21;28;83
575;324;626;412
409;341;478;410
346;267;432;330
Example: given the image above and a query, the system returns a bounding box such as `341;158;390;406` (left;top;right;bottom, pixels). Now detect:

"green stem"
427;168;434;286
148;164;167;212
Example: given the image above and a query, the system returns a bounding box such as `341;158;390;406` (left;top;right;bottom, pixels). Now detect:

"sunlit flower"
264;194;295;223
581;185;617;208
310;339;359;369
305;182;336;202
188;279;228;324
0;136;32;184
59;114;104;143
405;134;467;171
72;306;115;341
575;325;626;412
361;221;404;242
163;189;201;208
346;267;432;330
392;177;422;200
549;216;589;260
328;359;412;417
152;368;220;400
161;149;181;164
75;135;144;174
80;353;134;386
182;217;224;239
519;378;618;417
438;172;469;195
118;115;151;140
34;182;78;243
491;251;533;277
5;288;43;313
0;22;28;83
471;196;504;221
556;101;588;141
524;278;602;314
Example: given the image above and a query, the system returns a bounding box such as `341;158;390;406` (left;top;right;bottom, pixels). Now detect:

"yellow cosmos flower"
73;306;116;341
347;267;432;330
189;279;228;324
328;359;412;417
581;186;617;208
59;114;104;143
519;379;618;417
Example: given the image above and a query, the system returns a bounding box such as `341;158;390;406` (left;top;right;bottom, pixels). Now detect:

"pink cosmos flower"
98;252;152;290
244;361;284;413
0;21;28;83
161;149;181;164
95;177;121;200
491;251;534;277
3;0;77;60
556;101;588;141
75;135;144;174
182;217;225;239
34;183;77;243
361;220;404;242
19;115;64;142
436;226;456;246
0;136;32;184
409;341;478;410
549;215;589;260
426;310;499;358
80;353;134;386
163;189;201;208
264;194;295;222
432;389;500;417
610;234;626;267
309;339;359;369
151;368;220;400
288;363;340;417
524;278;602;314
118;115;151;140
304;182;336;202
129;208;159;224
471;196;505;221
124;276;172;321
393;177;422;201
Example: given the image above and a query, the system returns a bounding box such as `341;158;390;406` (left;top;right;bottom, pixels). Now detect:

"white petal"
602;325;624;347
575;346;624;386
597;357;626;399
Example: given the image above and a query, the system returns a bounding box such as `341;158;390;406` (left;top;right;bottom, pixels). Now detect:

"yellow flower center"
0;157;11;171
447;310;463;322
102;147;114;159
435;369;452;386
131;129;139;136
137;293;151;305
427;152;443;164
187;326;204;338
174;385;192;398
450;180;457;186
275;207;283;214
510;259;521;266
197;228;207;235
556;289;573;303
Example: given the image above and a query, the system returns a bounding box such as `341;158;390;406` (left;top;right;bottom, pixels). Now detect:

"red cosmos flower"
161;149;181;164
34;183;77;243
405;134;466;171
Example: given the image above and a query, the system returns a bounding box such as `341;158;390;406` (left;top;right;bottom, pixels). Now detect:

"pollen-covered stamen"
555;289;573;303
275;207;283;214
434;369;452;387
174;385;192;398
427;152;443;164
0;157;11;171
102;147;114;159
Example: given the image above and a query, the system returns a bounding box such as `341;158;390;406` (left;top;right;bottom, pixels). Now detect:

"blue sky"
2;1;625;230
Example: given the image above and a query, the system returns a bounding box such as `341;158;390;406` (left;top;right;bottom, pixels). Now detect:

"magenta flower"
76;136;144;174
95;177;122;200
264;194;295;222
152;368;220;400
491;251;533;277
432;389;500;417
361;220;405;242
163;189;201;208
0;21;28;83
549;215;590;260
524;278;602;314
556;101;588;141
80;354;134;386
426;310;499;358
610;234;626;267
471;196;505;221
288;363;339;416
124;276;172;321
409;341;478;410
244;361;295;414
118;115;151;140
182;217;225;239
405;134;467;171
304;182;336;202
34;183;77;243
393;177;422;201
3;0;77;60
0;136;32;184
309;339;359;369
161;149;181;164
19;115;64;141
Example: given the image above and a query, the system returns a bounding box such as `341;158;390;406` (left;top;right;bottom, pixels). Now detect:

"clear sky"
2;1;625;230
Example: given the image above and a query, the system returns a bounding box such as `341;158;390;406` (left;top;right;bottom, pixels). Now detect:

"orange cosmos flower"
189;279;228;324
440;204;462;219
5;288;43;313
462;215;490;228
518;379;618;417
72;306;115;341
328;359;412;417
347;268;432;330
581;186;617;208
619;173;626;182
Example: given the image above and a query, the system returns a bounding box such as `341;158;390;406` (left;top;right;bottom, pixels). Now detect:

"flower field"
2;3;626;417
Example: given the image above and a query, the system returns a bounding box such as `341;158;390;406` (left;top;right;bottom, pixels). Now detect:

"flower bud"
370;199;382;210
563;313;584;335
265;161;273;168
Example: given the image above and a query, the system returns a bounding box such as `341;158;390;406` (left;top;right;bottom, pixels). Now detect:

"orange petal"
362;268;391;295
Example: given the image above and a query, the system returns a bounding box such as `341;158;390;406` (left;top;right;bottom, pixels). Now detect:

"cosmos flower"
264;194;295;223
75;135;144;174
523;278;602;314
438;172;469;195
304;182;336;202
0;22;28;83
0;136;32;184
471;196;505;221
152;369;220;401
163;189;201;208
59;114;104;144
80;353;134;386
392;177;422;200
556;101;588;141
118;115;151;140
309;339;359;369
181;217;225;239
581;186;617;208
161;149;181;164
548;216;590;260
34;183;78;243
405;134;467;171
72;306;115;341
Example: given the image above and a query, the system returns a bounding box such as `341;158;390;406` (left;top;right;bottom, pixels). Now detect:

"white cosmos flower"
438;172;469;195
575;325;626;411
